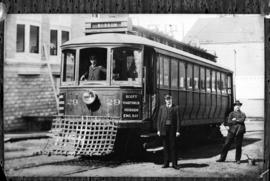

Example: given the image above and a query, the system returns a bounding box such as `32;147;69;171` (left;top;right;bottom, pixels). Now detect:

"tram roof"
62;33;232;73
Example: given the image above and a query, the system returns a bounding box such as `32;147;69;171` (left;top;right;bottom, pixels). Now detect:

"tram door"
143;47;157;130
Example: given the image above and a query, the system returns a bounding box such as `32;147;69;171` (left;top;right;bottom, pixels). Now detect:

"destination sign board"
122;93;141;120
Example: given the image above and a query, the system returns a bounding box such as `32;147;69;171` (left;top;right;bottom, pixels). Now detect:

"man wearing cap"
80;56;106;81
216;100;246;164
157;94;181;169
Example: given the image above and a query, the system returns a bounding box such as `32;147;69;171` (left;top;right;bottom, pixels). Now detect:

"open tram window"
179;61;185;89
164;56;169;87
171;59;178;88
62;49;76;83
187;64;193;90
112;47;142;84
159;56;164;86
156;55;160;86
200;67;206;91
221;73;227;94
206;69;211;92
227;75;232;94
194;65;199;90
79;48;107;82
216;72;221;94
212;70;216;92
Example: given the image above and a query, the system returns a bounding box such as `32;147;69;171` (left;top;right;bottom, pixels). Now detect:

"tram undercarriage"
44;115;224;158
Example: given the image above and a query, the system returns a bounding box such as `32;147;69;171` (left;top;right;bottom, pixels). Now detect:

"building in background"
4;14;89;131
183;15;264;118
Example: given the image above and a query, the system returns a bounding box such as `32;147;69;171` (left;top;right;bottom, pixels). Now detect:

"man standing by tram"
216;100;246;164
157;94;181;169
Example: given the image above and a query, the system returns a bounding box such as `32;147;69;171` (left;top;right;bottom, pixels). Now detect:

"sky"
129;14;219;41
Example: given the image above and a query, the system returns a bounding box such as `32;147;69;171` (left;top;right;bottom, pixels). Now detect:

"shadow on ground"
38;136;261;170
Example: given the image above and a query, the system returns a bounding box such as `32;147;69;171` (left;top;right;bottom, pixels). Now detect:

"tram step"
140;132;158;138
146;146;163;153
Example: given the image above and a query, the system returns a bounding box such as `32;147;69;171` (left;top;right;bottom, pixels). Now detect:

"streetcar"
48;33;233;157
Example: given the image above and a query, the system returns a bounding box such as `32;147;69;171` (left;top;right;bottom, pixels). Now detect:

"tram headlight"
82;90;96;105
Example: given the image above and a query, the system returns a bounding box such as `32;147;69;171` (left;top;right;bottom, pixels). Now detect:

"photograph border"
0;0;269;181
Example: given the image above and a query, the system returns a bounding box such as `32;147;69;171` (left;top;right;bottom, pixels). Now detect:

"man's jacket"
225;110;246;135
84;66;106;80
157;104;180;136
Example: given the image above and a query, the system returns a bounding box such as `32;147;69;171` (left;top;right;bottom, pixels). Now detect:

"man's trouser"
162;125;177;166
220;131;244;161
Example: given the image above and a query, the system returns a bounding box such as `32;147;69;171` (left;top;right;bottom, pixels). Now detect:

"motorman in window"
157;94;181;169
80;56;106;81
123;55;138;80
216;100;246;164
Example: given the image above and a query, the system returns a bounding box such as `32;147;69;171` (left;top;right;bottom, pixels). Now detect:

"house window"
61;31;69;44
16;24;25;52
50;30;58;55
29;25;39;53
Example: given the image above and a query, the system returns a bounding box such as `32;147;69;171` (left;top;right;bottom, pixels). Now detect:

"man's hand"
176;132;180;137
157;131;160;136
80;75;85;81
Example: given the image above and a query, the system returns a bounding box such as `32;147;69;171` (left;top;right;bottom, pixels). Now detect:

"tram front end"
45;40;152;156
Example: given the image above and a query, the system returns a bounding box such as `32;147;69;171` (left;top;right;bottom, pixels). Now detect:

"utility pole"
233;49;237;101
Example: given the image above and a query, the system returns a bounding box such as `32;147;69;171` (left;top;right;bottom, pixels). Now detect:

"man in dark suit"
157;94;181;169
80;56;106;81
216;100;246;164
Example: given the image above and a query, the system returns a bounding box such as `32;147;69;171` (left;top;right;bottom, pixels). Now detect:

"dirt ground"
4;120;264;178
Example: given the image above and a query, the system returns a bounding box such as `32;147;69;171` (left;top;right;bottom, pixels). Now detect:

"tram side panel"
215;94;222;119
197;91;206;119
190;92;200;119
178;90;186;121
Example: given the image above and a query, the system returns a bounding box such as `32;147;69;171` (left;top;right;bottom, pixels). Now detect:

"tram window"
179;61;185;89
112;47;142;83
212;70;216;92
187;64;193;90
194;65;199;90
221;73;227;94
206;69;211;92
228;75;232;94
217;72;221;94
164;56;169;87
200;67;206;91
171;59;178;88
159;56;164;86
156;55;160;86
79;48;107;82
62;50;76;82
